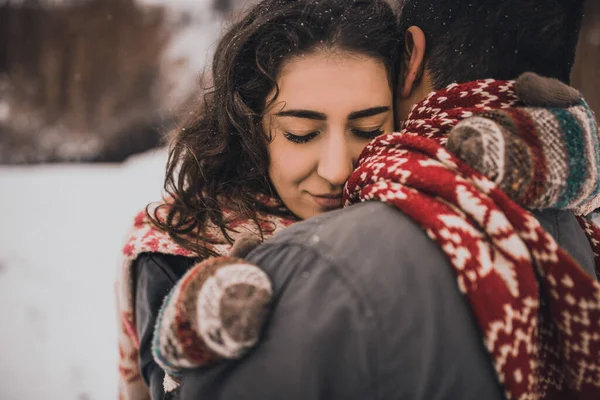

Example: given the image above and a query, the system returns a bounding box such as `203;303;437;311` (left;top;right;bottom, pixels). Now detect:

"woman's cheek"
271;142;316;184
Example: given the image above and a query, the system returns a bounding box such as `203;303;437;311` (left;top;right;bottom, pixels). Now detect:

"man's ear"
399;26;426;98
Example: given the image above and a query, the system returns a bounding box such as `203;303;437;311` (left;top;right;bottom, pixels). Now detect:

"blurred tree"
0;0;171;163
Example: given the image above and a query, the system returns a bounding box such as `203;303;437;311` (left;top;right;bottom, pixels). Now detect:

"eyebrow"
275;106;390;121
275;109;327;120
348;106;391;120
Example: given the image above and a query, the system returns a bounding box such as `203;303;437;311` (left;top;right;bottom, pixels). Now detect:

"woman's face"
263;50;394;220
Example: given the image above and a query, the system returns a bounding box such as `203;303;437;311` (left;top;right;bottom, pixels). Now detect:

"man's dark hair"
399;0;586;89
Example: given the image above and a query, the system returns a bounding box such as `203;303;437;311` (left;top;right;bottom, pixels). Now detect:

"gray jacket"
172;202;596;400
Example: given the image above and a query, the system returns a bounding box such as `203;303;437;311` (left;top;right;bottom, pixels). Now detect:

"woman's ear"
399;26;427;98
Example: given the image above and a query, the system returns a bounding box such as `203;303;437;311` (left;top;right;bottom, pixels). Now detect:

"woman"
117;0;400;398
118;0;600;399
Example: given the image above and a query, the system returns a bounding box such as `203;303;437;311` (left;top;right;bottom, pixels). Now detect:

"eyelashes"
351;127;385;140
283;127;384;144
283;131;320;144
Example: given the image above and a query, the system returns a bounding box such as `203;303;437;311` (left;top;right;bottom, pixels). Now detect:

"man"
171;1;598;399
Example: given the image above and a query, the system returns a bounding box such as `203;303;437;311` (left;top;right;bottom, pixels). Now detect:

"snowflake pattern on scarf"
346;79;600;399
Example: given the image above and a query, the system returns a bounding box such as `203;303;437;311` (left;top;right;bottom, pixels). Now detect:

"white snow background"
0;149;168;400
0;1;225;398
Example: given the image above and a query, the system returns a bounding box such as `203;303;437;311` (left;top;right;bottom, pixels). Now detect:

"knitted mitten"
447;72;600;215
152;234;268;392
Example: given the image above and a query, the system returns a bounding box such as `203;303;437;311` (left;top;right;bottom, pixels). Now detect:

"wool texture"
153;236;270;393
153;257;273;383
446;74;600;215
346;78;600;399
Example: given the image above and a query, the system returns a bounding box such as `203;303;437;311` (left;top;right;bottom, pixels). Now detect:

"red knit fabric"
173;264;221;365
346;79;600;399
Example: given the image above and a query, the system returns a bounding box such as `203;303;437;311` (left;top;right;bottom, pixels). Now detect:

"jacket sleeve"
133;253;196;399
177;202;506;400
179;243;379;400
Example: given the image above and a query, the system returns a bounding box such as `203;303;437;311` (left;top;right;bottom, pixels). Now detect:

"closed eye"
351;127;384;140
283;131;320;144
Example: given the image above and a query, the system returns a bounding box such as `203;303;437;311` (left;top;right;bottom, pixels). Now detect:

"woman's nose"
317;134;354;187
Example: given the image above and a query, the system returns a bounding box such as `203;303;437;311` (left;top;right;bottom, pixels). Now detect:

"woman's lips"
310;193;344;209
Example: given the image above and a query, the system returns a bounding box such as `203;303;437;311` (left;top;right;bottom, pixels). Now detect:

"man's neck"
395;71;434;125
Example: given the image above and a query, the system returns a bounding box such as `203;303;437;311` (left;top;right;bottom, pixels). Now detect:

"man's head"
395;0;586;122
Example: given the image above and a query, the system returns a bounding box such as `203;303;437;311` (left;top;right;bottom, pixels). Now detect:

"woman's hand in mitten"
151;234;271;390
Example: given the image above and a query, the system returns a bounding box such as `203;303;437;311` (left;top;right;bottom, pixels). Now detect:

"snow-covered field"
0;149;169;400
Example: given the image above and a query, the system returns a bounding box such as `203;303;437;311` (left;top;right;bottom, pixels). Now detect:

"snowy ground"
0;148;168;400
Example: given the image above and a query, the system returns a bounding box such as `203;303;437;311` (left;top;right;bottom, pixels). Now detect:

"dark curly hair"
151;0;401;257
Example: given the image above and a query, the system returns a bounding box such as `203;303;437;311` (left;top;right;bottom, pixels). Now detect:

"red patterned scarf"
345;79;600;399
